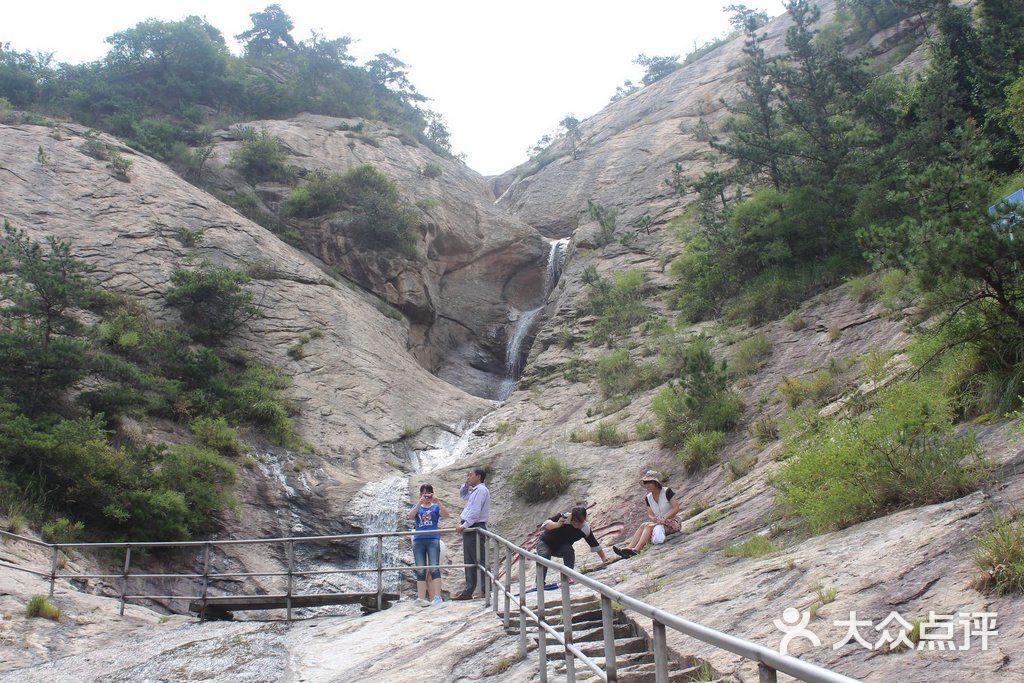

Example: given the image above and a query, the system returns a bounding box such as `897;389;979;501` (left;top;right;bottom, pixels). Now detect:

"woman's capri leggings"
413;538;441;580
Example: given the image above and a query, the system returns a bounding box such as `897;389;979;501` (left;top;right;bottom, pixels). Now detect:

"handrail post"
199;543;211;622
491;537;500;616
518;553;528;658
561;573;575;683
536;562;548;682
475;529;483;599
502;544;512;630
375;535;383;612
601;596;617;682
483;533;491;607
286;540;295;622
48;544;59;598
654;620;668;682
119;546;132;616
758;662;778;683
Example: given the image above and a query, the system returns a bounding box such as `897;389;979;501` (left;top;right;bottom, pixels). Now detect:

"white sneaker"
414;598;430;607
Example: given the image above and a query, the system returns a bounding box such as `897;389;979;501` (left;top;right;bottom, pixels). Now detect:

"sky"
3;1;787;176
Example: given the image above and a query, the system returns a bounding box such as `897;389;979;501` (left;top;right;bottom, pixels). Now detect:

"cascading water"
499;238;569;400
353;476;408;592
410;416;487;474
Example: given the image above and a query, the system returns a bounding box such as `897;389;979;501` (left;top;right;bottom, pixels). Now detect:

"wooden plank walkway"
188;592;398;617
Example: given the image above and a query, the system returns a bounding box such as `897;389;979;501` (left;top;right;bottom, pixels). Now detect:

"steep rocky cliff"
3;1;1022;681
201;113;551;399
0;113;549;595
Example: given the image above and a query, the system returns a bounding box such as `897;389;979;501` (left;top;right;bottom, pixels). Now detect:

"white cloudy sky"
4;1;786;175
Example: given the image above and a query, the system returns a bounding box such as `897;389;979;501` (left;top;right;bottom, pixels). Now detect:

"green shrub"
845;274;881;302
677;431;725;474
878;269;913;311
731;333;772;377
974;516;1024;595
4;511;27;534
230;129;290;184
495;421;517;440
750;415;780;443
653;336;742;447
783;311;806;331
510;453;572;502
283;165;418;257
220;363;301;448
41;517;84;544
723;535;778;558
778;371;837;408
190;416;244;456
635;421;657;440
596;349;634;397
776;375;990;533
587;270;650;345
421;163;442;178
587;200;617;246
26;595;60;620
594;421;628;446
723;454;757;482
166;262;260;343
861;348;894;382
210;189;298;244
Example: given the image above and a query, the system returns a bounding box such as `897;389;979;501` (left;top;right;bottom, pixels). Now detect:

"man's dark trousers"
536;538;575;582
463;522;487;594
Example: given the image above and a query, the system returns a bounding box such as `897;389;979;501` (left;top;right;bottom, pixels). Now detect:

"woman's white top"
645;487;675;518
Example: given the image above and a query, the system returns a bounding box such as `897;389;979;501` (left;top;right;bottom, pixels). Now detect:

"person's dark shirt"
538;512;601;551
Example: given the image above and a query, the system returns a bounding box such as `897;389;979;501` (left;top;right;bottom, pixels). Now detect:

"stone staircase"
498;592;727;682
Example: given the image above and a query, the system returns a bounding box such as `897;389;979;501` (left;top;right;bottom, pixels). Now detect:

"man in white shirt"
453;466;490;600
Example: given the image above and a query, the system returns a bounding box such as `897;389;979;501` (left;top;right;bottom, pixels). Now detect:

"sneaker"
613;546;627;559
452;591;474;601
622;548;638;558
414;597;430;607
431;595;444;606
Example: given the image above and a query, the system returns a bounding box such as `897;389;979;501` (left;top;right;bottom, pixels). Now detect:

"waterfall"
411;416;487;474
353;476;408;592
499;238;569;399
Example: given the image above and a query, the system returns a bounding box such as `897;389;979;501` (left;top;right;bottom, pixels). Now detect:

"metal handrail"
0;527;468;616
1;526;859;682
475;527;859;683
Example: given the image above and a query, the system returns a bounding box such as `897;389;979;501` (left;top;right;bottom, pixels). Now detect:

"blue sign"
989;187;1024;215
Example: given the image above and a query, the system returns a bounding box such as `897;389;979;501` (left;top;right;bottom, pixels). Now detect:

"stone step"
506;618;606;636
563;622;636;642
501;601;602;622
539;636;649;658
615;662;721;683
554;649;654;673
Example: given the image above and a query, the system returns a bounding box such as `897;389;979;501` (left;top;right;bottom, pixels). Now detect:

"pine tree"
714;4;785;190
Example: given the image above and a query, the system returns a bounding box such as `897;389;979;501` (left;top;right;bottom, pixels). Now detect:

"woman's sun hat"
640;469;664;484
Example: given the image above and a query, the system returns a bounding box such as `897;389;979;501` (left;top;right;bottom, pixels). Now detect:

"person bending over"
614;470;680;558
537;506;609;581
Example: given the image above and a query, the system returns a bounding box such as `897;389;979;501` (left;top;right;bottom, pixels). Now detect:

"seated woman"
613;470;681;558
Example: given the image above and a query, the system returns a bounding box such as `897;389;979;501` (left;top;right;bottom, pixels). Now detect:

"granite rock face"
203;113;551;398
491;0;930;238
2;2;1020;681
